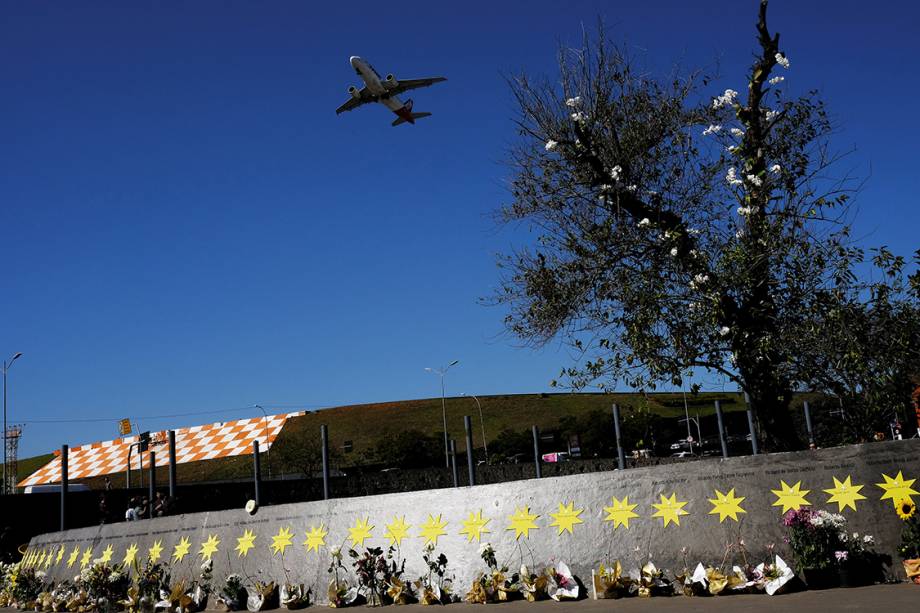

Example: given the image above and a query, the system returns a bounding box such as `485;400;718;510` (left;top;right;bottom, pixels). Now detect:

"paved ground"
446;584;920;611
8;584;917;613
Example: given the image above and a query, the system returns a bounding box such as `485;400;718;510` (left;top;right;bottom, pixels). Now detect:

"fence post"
804;400;815;447
612;403;626;470
320;424;330;500
449;440;458;488
464;415;476;486
60;444;68;531
148;451;156;519
531;425;542;478
714;400;729;458
744;392;759;455
253;440;262;507
168;430;177;498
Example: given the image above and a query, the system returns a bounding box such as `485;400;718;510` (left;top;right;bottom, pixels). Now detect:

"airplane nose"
349;56;360;67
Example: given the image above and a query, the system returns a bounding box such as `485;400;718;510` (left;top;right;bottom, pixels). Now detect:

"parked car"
670;451;696;459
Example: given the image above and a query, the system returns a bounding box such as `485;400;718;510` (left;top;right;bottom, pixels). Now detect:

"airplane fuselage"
350;56;415;122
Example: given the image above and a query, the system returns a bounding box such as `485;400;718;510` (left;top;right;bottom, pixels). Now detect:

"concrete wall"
25;440;920;597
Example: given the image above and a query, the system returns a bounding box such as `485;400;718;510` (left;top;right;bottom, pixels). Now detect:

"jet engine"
348;85;361;99
384;74;399;89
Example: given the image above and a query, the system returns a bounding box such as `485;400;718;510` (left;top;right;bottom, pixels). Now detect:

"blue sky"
2;1;918;457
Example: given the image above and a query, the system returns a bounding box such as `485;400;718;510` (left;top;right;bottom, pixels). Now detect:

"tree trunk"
748;385;799;452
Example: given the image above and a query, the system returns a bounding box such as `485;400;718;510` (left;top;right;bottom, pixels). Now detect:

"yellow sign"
119;419;132;436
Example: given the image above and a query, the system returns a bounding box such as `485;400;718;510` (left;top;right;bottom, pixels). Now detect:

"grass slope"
15;392;751;486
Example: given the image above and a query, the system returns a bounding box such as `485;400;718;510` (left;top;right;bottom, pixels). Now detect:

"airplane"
335;56;446;126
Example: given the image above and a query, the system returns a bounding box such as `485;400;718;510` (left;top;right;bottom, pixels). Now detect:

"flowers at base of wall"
896;499;920;584
414;543;454;605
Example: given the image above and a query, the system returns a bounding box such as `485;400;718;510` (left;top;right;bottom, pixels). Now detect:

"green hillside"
13;392;762;487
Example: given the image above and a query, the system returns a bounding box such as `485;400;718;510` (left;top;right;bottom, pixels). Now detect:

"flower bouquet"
591;560;633;600
48;581;78;612
416;543;453;605
82;562;131;613
63;584;92;613
519;566;549;602
466;543;520;604
126;561;170;613
216;574;247;611
384;577;415;606
327;547;361;608
9;567;45;610
349;545;409;606
753;555;795;595
155;561;212;613
245;581;278;612
896;499;920;584
675;562;709;597
633;562;673;598
546;562;579;601
35;589;54;612
279;583;311;610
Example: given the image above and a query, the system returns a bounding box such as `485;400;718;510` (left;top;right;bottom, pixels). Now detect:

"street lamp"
461;393;489;465
678;416;703;455
681;384;694;455
254;405;272;478
425;360;459;469
2;352;23;495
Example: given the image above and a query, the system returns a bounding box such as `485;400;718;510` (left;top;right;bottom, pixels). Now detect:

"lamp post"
254;405;271;478
461;393;489;465
681;384;694;455
425;360;459;469
678;416;703;455
2;352;23;495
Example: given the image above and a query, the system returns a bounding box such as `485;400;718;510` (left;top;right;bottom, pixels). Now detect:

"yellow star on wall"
507;506;539;539
708;488;747;523
80;547;93;569
172;537;191;562
651;493;689;527
122;543;139;567
37;550;46;568
549;501;584;535
604;495;640;529
235;530;256;557
56;545;65;565
148;540;163;563
877;471;919;508
99;544;114;565
419;514;448;545
271;526;294;556
303;525;328;553
199;534;220;561
772;480;811;513
384;516;410;547
348;517;374;547
44;550;53;569
459;510;491;543
67;546;80;568
824;476;867;512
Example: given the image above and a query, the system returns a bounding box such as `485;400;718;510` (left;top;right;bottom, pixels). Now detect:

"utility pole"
2;352;23;495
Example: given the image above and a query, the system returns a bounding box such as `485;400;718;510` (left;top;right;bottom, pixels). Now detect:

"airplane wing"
335;87;374;114
390;77;447;95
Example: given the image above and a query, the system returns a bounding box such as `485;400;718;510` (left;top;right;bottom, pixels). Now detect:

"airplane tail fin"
391;112;432;127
